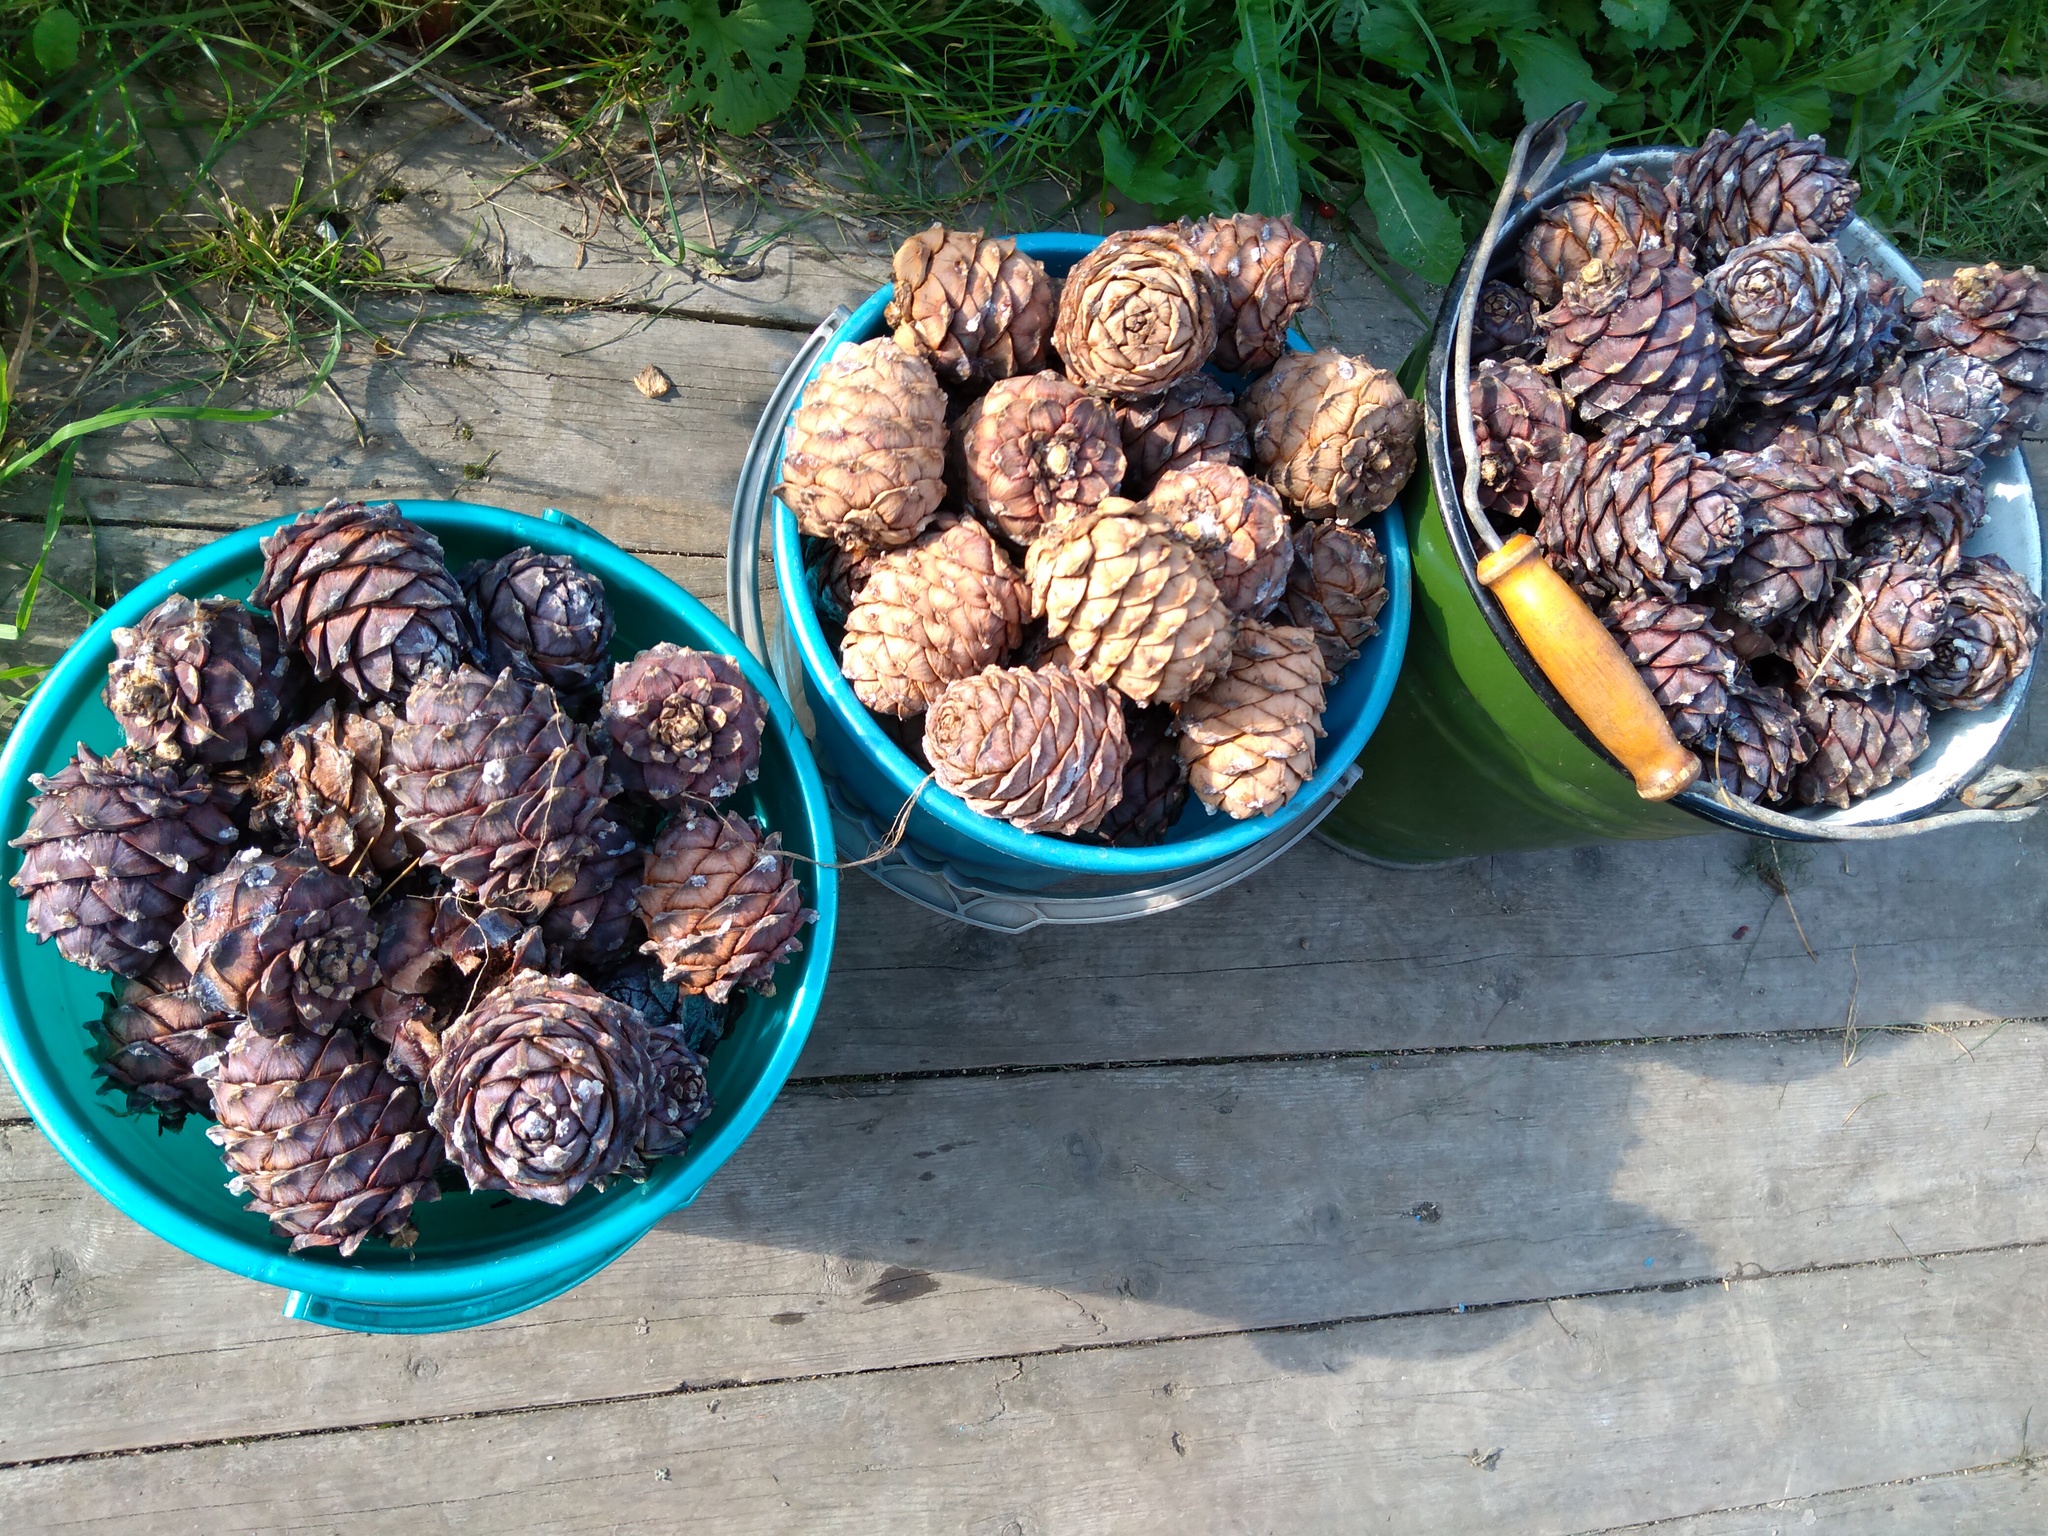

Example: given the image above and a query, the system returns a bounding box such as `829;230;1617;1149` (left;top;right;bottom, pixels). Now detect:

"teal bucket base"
284;1230;643;1334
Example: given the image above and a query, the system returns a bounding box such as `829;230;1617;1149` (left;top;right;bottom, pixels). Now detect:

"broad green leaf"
1498;31;1615;122
1234;0;1303;218
1752;82;1832;138
651;0;812;136
1098;126;1191;206
1204;153;1244;209
1022;0;1096;44
0;79;32;135
1334;2;1429;75
1349;120;1462;282
31;8;80;75
1599;0;1668;41
1809;39;1914;97
1424;0;1541;44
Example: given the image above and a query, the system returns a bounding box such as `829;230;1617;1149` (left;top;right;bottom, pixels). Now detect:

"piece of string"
776;772;936;872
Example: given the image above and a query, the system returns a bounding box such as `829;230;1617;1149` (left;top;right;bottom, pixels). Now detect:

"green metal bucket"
1325;147;2044;867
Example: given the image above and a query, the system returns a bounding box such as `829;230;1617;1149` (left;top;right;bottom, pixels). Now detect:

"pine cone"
805;537;877;625
251;499;475;704
599;954;731;1053
429;970;654;1205
91;956;233;1126
251;699;408;881
1539;248;1727;437
951;371;1126;545
1818;351;2008;513
1787;557;1948;693
104;595;297;766
1609;597;1740;743
538;817;644;968
1905;263;2048;453
204;1023;440;1253
638;809;812;1001
600;644;766;801
924;664;1129;834
385;665;612;911
1856;511;1966;580
1794;686;1930;807
1024;502;1235;706
1242;349;1422;519
1520;171;1690;306
1087;705;1188;847
1707;233;1899;409
1700;683;1809;804
1918;554;2042;711
639;1022;713;1157
1718;407;1825;457
1715;447;1855;624
1177;621;1330;820
9;747;242;976
1535;433;1750;605
1472;280;1544;363
463;546;615;697
840;513;1027;718
1052;227;1218;396
777;337;948;549
1278;521;1389;672
1674;121;1859;266
357;895;546;1084
1470;359;1574;518
1180;213;1322;375
1114;375;1249;496
1146;464;1294;618
885;226;1054;388
173;847;378;1036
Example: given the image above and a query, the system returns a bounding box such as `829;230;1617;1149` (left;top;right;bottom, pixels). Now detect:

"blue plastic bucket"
770;232;1413;895
0;501;837;1334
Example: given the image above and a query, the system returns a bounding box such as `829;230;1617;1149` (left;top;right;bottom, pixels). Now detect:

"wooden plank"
3;1024;2045;1460
1602;1461;2047;1534
5;1242;2042;1533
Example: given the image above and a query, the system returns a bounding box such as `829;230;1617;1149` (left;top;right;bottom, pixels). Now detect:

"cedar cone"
600;644;766;801
777;337;948;549
1857;511;1966;580
1714;447;1855;625
1608;597;1741;743
1918;554;2042;711
1180;213;1322;374
1472;280;1544;363
357;895;546;1085
463;546;615;697
638;809;812;1002
384;665;612;911
951;370;1127;545
1818;351;2008;513
1535;432;1750;605
1787;557;1949;693
1701;683;1809;805
884;226;1053;388
1794;687;1930;808
1023;501;1235;707
1278;521;1389;673
1241;349;1422;519
1114;375;1249;497
806;536;877;625
1520;171;1690;306
1470;359;1574;518
104;595;297;766
1176;620;1331;820
1674;121;1860;266
428;970;654;1204
598;954;734;1057
251;699;408;882
91;955;233;1126
1146;464;1295;618
1905;263;2048;453
1718;407;1825;457
1539;248;1727;437
174;847;378;1036
251;499;475;704
640;1022;713;1157
1087;705;1188;847
204;1022;440;1253
923;664;1129;835
9;747;241;977
1706;233;1899;409
1052;226;1218;396
539;817;644;969
840;513;1028;718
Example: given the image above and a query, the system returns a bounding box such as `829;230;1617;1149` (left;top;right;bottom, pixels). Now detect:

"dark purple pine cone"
1535;433;1750;605
1705;233;1899;410
1674;121;1859;266
1699;684;1809;805
1088;706;1189;848
1917;555;2042;712
639;1022;714;1157
9;747;242;976
1817;352;2009;513
464;546;616;697
104;595;299;766
599;954;734;1056
90;955;234;1126
173;847;378;1036
251;499;476;704
1794;687;1930;808
357;894;546;1084
1113;375;1250;497
1470;359;1574;519
601;644;766;803
1715;447;1856;625
538;817;644;969
1786;557;1948;693
1609;597;1741;743
1472;280;1544;363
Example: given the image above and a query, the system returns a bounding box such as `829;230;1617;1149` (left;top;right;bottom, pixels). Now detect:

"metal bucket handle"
1451;108;2046;840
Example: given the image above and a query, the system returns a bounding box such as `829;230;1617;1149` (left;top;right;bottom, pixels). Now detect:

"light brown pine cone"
1052;227;1218;396
1115;375;1249;496
637;809;812;1002
1278;521;1389;673
1520;171;1690;306
924;665;1129;835
1242;349;1421;520
885;226;1054;388
1180;213;1322;375
1145;464;1294;618
951;371;1126;546
777;337;948;549
840;513;1028;718
1176;620;1330;820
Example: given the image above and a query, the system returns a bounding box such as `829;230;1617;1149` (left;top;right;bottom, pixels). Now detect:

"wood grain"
4;1024;2043;1461
1606;1460;2045;1534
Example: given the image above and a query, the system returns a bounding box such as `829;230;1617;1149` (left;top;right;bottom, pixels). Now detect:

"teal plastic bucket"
0;501;837;1334
769;232;1412;896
